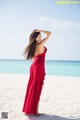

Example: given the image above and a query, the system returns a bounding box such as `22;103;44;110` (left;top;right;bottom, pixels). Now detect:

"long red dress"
22;46;47;114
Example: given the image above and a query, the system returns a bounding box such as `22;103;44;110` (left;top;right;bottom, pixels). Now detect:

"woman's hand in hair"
34;29;40;32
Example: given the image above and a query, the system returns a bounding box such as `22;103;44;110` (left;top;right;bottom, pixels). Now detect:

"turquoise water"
0;60;80;77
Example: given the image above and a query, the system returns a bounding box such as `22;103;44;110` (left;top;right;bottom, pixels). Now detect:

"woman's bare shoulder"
37;44;45;53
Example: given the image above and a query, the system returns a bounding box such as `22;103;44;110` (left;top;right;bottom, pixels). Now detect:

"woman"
22;29;51;116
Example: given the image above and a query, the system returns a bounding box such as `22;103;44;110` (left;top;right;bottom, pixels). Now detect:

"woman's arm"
39;29;51;35
35;29;52;46
35;29;51;36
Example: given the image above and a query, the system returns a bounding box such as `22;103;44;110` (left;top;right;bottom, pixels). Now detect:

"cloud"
33;16;80;60
34;16;80;31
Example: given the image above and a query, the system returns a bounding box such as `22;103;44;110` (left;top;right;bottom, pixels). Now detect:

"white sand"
0;73;80;120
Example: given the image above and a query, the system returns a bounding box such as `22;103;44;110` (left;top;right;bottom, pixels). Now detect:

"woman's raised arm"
35;29;52;46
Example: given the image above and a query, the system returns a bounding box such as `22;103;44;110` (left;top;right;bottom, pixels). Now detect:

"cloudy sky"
0;0;80;60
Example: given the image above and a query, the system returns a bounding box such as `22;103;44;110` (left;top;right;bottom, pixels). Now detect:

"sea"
0;59;80;77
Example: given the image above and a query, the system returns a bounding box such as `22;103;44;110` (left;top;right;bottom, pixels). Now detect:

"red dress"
22;46;47;114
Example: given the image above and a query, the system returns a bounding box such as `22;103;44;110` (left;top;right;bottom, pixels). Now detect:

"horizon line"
0;59;80;62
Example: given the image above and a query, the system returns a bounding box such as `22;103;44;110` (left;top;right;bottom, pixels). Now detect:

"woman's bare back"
34;45;45;56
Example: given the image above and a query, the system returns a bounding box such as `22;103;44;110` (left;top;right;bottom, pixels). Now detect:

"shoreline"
0;72;80;78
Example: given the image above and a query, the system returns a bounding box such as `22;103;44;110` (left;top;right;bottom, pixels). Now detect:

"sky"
0;0;80;60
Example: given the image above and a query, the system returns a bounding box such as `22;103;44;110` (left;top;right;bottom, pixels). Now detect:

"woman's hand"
31;29;38;34
34;29;40;32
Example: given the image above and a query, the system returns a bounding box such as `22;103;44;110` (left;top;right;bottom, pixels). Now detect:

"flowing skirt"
22;63;46;114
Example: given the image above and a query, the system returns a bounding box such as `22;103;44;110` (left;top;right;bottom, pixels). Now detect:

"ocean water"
0;60;80;77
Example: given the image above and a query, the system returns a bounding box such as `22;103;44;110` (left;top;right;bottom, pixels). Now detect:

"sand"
0;73;80;120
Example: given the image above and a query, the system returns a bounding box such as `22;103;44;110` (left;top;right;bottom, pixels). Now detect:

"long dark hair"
23;31;41;60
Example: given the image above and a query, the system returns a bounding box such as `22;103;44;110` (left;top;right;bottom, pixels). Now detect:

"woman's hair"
23;31;41;60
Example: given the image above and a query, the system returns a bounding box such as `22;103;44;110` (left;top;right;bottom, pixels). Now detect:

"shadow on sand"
24;113;78;120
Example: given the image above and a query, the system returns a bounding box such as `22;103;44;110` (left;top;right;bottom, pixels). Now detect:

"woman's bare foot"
24;112;42;116
35;112;42;116
24;113;34;116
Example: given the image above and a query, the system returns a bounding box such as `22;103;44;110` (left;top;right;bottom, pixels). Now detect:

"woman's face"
36;34;42;43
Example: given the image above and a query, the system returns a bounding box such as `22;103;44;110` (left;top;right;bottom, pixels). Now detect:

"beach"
0;73;80;120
